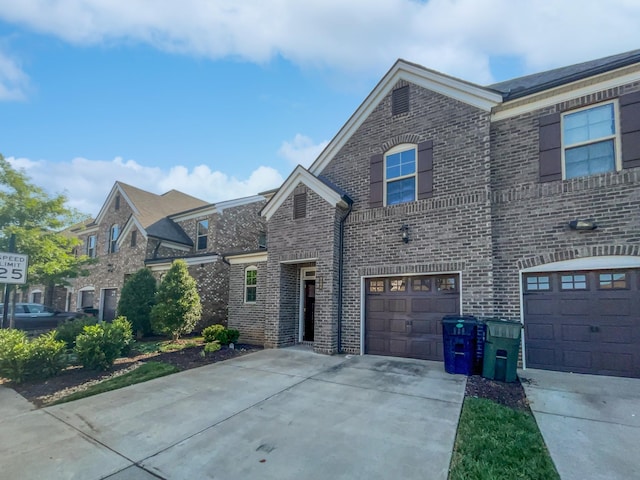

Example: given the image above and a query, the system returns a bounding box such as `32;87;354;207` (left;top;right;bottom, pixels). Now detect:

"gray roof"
146;217;194;246
488;49;640;101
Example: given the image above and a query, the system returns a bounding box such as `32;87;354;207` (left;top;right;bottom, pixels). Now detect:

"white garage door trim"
359;271;463;355
519;255;640;369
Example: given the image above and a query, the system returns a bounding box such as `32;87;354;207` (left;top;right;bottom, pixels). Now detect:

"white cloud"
278;134;329;168
0;0;638;83
0;49;29;100
6;156;284;216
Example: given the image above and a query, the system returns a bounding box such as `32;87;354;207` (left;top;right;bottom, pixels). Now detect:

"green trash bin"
482;319;522;383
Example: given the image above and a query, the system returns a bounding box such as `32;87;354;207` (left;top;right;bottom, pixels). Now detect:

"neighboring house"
227;50;640;379
59;181;266;329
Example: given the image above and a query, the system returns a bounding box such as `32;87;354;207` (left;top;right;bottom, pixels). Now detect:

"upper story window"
197;220;208;250
258;231;267;249
563;102;619;179
385;144;416;206
109;224;119;253
245;266;257;303
86;234;96;258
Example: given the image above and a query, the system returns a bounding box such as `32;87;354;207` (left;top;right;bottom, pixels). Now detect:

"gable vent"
293;193;307;219
392;86;410;115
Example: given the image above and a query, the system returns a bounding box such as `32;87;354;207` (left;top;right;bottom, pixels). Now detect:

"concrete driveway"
520;368;640;480
0;348;466;480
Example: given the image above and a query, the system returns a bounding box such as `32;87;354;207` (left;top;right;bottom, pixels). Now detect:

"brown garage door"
365;275;460;361
524;269;640;378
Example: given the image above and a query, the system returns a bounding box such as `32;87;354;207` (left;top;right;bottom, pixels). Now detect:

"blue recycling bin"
442;315;477;375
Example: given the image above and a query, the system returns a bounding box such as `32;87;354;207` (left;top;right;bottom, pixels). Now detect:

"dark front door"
303;280;315;342
102;289;117;321
524;269;640;378
365;275;460;361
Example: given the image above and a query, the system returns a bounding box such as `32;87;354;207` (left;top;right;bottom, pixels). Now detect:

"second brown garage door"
524;269;640;378
365;275;460;361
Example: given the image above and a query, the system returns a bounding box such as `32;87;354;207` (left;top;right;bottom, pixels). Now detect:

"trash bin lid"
485;319;522;339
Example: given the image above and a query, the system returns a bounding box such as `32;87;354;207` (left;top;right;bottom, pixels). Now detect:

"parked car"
0;303;81;330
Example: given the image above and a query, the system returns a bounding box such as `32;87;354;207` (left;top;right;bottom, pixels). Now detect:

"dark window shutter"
293;193;307;219
417;141;434;199
392;86;410;115
620;92;640;169
370;154;384;208
538;112;562;182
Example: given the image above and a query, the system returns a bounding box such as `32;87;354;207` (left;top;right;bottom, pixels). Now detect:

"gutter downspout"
337;201;353;354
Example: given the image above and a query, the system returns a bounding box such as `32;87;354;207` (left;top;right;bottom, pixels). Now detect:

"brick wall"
265;184;344;353
320;81;495;354
490;81;640;319
228;260;267;345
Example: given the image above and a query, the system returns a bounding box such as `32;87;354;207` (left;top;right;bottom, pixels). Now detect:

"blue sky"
1;0;639;216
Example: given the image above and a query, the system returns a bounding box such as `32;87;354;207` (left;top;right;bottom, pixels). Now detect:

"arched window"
384;143;417;205
244;266;258;303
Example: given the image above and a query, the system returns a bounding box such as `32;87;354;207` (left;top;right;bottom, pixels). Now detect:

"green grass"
158;340;198;352
449;397;559;480
132;337;203;354
50;361;179;405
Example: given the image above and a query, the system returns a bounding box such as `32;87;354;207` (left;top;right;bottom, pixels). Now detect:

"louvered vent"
392;86;410;115
293;193;307;219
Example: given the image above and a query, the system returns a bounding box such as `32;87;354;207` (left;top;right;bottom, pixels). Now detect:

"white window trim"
383;143;418;206
560;100;622;180
30;289;43;303
244;265;258;304
196;219;208;250
109;225;119;254
87;234;96;258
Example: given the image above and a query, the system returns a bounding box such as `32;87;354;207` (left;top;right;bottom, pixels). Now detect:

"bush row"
0;316;134;382
201;324;239;345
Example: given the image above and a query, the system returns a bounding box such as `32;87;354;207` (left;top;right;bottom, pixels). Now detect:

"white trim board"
521;256;640;273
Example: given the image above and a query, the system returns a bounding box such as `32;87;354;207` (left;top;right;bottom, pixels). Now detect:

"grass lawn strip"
449;397;559;480
50;361;179;405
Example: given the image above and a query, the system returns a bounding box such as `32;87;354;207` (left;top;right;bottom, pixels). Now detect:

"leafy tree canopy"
0;154;93;287
151;260;202;340
118;268;157;338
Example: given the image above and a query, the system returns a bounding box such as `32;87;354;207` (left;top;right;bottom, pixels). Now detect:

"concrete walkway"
0;348;466;480
520;368;640;480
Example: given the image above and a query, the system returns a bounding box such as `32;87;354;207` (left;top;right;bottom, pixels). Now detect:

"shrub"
117;268;157;338
203;341;221;354
28;331;68;379
74;317;133;370
202;325;240;345
202;324;225;343
0;329;67;383
0;329;31;383
56;316;99;349
151;260;202;341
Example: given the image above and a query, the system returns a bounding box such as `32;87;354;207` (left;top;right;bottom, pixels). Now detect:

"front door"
102;288;117;321
303;280;315;342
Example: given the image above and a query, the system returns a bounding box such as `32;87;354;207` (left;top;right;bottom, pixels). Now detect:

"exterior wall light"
400;224;410;243
569;219;597;231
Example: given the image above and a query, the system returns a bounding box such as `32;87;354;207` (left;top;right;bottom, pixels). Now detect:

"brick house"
66;181;266;329
227;50;640;378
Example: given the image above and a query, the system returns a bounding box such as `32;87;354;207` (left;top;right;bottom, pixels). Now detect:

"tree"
0;154;92;291
117;268;157;338
151;260;201;341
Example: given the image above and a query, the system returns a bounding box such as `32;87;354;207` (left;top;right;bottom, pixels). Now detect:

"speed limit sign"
0;252;28;285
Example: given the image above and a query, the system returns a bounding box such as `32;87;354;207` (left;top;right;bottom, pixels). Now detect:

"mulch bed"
4;342;262;408
465;374;530;411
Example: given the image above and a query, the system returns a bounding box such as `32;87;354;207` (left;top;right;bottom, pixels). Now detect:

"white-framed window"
385;144;417;206
109;224;119;253
562;101;620;179
197;220;208;250
86;234;96;258
244;266;257;303
31;290;43;303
